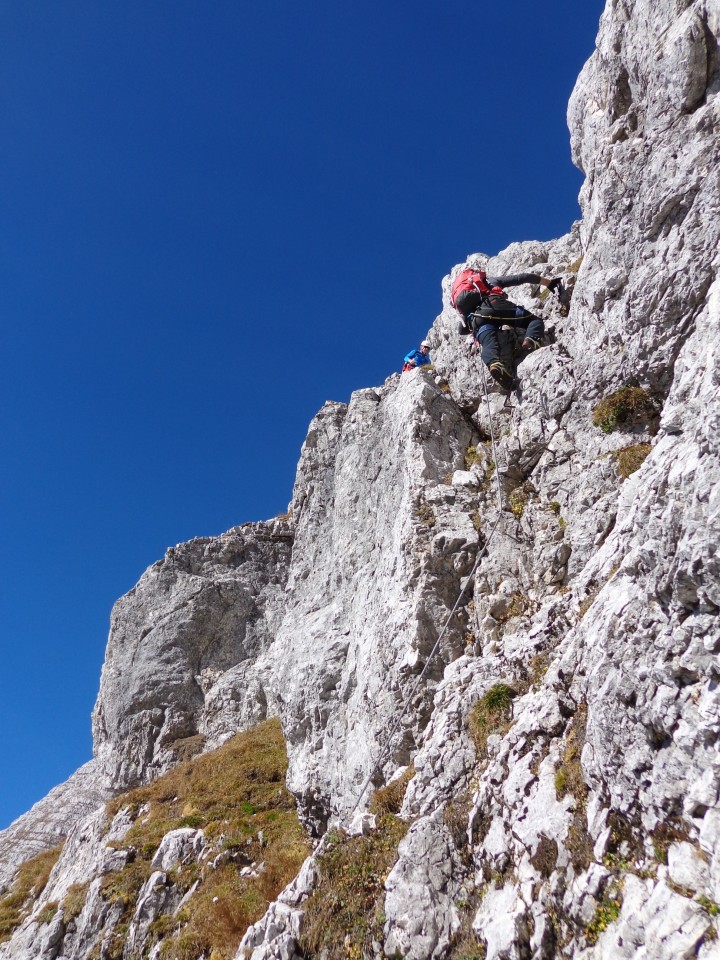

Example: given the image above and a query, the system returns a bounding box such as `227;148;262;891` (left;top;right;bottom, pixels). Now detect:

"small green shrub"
586;895;622;944
612;443;651;478
592;387;655;434
508;490;527;519
698;895;720;918
568;256;584;273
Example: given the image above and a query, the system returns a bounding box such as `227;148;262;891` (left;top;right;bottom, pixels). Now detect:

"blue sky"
0;0;604;830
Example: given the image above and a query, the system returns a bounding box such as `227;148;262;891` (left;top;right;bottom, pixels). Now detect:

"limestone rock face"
92;519;293;787
2;0;720;958
275;377;479;832
0;762;110;894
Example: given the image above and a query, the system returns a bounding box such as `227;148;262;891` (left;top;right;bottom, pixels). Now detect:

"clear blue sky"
0;0;604;829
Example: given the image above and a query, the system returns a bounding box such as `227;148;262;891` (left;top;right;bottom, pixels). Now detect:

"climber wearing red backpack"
450;268;562;390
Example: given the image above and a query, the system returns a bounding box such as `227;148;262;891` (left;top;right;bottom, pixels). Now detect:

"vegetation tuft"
481;459;496;490
299;814;410;960
529;653;550;687
592;387;655;434
469;684;517;758
578;585;600;621
508;489;527;519
415;497;436;529
0;844;63;943
585;893;622;944
494;594;529;626
555;704;593;872
62;882;89;922
465;445;482;470
650;821;690;865
611;442;652;479
446;900;487;960
37;902;59;926
698;895;720;918
100;718;310;960
369;768;414;817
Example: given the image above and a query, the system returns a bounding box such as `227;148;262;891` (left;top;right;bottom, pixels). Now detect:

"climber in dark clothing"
451;268;562;390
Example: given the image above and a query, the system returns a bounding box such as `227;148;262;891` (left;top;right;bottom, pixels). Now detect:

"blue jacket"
404;348;431;367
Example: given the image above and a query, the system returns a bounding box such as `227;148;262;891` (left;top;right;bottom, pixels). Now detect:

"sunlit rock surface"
2;0;720;957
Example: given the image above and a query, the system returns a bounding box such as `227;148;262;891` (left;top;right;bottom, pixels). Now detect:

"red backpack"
450;269;504;308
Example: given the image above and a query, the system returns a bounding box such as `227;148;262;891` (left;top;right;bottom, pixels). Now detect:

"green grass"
698;895;720;918
586;895;622;944
469;684;517;758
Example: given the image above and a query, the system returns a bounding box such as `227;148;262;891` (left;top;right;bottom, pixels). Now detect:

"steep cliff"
1;0;719;958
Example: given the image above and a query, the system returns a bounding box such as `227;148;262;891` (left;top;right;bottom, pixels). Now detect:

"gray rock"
3;1;720;958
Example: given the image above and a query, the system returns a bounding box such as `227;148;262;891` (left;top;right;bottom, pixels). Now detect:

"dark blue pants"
475;307;544;368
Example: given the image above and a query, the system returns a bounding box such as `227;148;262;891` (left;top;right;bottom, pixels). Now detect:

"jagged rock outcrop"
1;0;719;957
0;762;110;894
92;519;294;787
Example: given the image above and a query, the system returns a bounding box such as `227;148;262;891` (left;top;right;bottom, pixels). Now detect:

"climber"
402;340;431;372
451;268;563;390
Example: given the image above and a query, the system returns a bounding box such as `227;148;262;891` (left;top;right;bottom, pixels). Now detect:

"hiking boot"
488;362;514;391
521;337;540;351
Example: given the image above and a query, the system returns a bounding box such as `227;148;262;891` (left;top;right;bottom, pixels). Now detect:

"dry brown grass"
465;445;482;469
62;882;89;921
612;442;652;479
0;844;64;943
369;767;414;817
101;718;310;960
299;814;409;960
555;705;593;871
592;387;655;434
